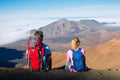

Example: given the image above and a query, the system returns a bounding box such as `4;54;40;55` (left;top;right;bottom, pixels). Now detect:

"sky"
0;0;120;45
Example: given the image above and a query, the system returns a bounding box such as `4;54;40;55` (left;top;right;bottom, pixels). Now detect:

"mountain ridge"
86;38;120;69
34;18;120;46
38;19;106;38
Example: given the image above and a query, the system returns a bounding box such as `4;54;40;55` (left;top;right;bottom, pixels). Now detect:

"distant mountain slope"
80;19;106;28
38;19;105;38
35;19;120;46
86;38;120;69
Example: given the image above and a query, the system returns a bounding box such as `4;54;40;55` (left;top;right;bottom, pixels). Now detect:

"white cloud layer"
0;19;57;45
0;30;28;45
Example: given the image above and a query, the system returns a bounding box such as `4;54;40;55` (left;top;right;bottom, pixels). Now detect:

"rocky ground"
0;67;120;80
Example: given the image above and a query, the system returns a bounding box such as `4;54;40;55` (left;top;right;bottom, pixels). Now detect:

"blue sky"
1;0;120;18
1;0;120;10
0;0;120;45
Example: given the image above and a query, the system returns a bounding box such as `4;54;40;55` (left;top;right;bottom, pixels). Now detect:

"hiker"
34;31;52;70
26;31;52;71
65;37;88;72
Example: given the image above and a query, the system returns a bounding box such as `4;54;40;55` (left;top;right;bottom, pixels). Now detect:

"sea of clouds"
0;19;56;45
0;18;120;45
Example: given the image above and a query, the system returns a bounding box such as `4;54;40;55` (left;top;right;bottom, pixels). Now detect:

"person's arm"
43;44;52;69
68;49;78;72
44;44;51;55
25;49;29;60
65;50;71;70
66;50;71;62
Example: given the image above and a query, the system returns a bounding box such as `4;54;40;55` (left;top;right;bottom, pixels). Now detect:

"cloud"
105;23;120;27
0;19;56;45
0;30;28;45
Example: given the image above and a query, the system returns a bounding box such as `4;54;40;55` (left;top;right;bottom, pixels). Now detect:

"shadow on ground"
0;47;25;67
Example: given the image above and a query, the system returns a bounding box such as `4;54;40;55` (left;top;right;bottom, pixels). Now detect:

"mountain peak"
79;19;104;27
58;18;68;21
55;18;69;23
80;19;99;23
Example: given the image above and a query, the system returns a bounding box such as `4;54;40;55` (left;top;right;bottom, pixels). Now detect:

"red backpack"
27;36;44;71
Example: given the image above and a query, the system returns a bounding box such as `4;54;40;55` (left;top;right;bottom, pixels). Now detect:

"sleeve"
67;50;78;72
25;49;29;60
66;50;72;62
81;48;85;55
65;50;72;70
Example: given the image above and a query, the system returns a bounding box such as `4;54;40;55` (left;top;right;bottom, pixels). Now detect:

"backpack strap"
38;44;45;70
36;37;41;46
27;37;31;49
71;48;81;53
40;46;45;61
